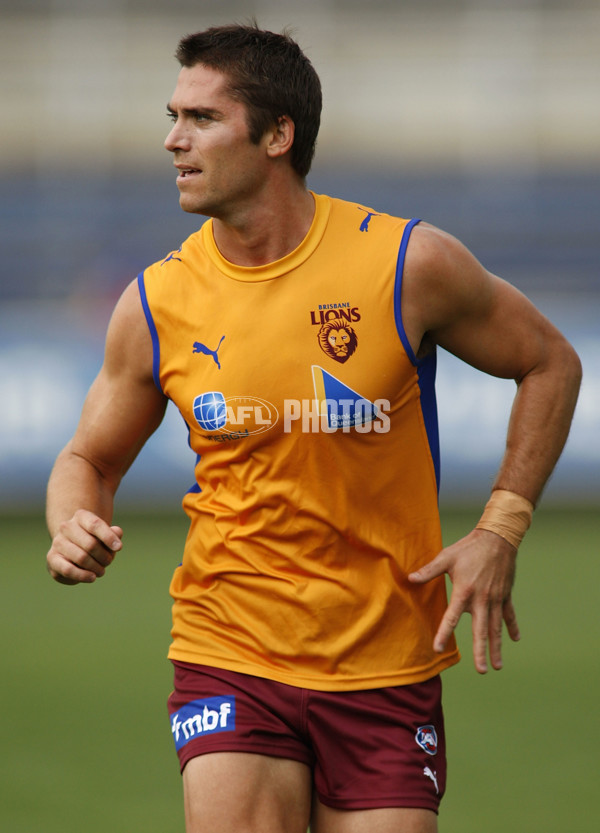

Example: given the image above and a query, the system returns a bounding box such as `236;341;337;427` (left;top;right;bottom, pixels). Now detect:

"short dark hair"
175;23;322;179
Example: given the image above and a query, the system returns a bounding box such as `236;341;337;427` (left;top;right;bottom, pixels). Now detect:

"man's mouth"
175;166;202;180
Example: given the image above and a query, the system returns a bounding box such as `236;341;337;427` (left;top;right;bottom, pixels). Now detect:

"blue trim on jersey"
137;273;201;499
393;219;441;492
137;272;162;392
393;218;421;364
186;454;202;494
417;351;441;492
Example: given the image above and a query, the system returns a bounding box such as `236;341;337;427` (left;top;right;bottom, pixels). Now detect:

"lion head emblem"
318;319;358;363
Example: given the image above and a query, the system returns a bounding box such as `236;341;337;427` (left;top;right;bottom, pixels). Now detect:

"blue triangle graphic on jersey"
313;366;379;429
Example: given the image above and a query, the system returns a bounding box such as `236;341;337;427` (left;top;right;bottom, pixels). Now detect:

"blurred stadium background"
1;2;598;832
1;0;598;509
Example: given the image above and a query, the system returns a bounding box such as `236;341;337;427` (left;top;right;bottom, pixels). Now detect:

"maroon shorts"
167;661;446;812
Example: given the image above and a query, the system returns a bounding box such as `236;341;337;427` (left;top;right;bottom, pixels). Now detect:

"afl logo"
415;725;438;756
193;392;278;436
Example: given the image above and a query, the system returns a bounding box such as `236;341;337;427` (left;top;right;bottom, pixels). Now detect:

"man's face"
165;64;271;219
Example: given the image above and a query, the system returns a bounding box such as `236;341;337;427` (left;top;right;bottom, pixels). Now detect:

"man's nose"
164;119;191;153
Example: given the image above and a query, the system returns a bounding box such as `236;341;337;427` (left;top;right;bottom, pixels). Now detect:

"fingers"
47;510;123;585
474;596;520;673
408;553;448;585
502;597;521;643
448;590;519;674
433;597;462;656
417;533;520;674
433;591;508;674
472;598;494;674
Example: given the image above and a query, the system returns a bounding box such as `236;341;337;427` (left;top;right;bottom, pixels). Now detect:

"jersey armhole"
137;271;163;393
393;219;441;492
393;218;421;365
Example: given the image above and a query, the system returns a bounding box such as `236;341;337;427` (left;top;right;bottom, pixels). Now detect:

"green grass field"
1;507;597;832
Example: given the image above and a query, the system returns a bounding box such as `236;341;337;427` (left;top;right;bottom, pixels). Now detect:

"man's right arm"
46;279;168;585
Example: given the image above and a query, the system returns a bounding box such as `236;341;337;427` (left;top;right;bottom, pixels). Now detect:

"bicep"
70;281;168;485
405;225;564;382
434;276;560;382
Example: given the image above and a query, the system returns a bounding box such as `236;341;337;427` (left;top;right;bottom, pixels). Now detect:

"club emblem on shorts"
415;725;438;756
317;319;358;363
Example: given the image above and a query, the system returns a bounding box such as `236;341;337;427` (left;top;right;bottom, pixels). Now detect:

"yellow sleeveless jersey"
138;192;459;690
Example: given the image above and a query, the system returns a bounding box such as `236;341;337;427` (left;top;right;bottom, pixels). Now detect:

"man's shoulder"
320;192;414;239
141;225;207;280
404;222;477;276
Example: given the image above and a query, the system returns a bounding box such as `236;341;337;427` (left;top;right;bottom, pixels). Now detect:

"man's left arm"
403;224;582;673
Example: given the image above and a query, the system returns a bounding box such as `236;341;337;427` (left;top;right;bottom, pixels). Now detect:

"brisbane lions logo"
318;319;358;363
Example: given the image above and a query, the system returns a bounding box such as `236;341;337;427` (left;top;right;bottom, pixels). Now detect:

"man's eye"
166;112;177;123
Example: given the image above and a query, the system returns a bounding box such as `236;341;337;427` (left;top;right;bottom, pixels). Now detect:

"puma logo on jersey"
357;207;380;232
193;335;225;369
160;246;183;265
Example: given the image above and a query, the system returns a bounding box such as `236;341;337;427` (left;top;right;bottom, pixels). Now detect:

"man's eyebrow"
166;103;222;119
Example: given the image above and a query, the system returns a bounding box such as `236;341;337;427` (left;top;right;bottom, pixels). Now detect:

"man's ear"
265;115;295;159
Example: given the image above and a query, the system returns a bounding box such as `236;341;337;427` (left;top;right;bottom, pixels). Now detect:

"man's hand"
47;509;123;586
409;529;520;673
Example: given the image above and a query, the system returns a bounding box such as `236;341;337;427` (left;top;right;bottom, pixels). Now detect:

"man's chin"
178;195;208;216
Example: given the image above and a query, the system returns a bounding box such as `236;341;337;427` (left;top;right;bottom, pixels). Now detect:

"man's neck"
211;185;315;267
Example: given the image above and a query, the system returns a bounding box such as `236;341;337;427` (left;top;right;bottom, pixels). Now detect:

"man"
46;24;581;833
